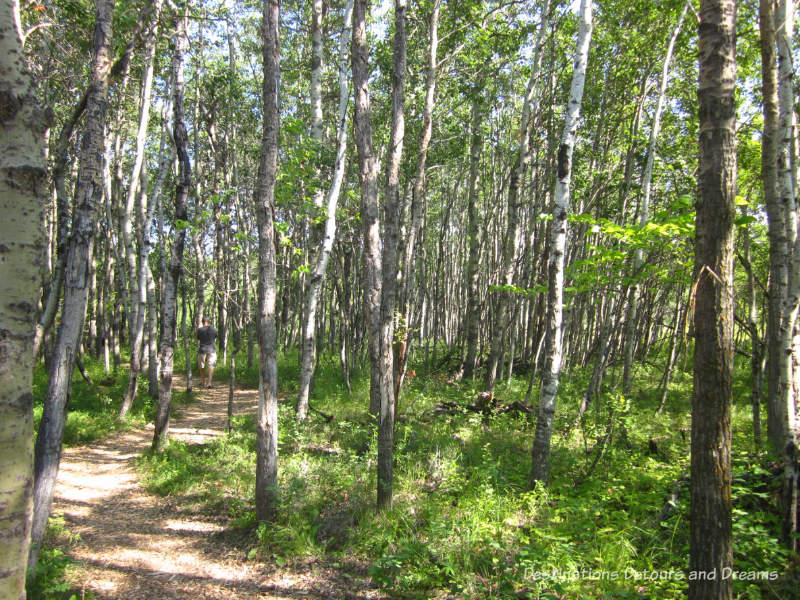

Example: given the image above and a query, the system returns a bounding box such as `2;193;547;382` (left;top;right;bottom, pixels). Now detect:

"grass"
32;349;198;448
133;347;797;599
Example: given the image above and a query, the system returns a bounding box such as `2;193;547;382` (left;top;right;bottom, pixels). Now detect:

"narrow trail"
51;377;384;600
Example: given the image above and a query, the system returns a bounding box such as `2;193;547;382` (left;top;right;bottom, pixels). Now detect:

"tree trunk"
483;0;550;394
29;0;114;575
153;4;191;452
297;0;353;420
622;0;689;396
0;2;49;594
254;0;280;523
118;0;162;418
462;92;484;380
775;0;800;551
530;0;592;486
690;1;736;598
351;0;397;508
395;0;440;397
147;263;159;397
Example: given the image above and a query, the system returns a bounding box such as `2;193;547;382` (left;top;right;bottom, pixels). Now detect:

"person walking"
197;317;217;388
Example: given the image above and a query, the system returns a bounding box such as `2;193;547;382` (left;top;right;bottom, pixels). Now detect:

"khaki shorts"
198;351;217;369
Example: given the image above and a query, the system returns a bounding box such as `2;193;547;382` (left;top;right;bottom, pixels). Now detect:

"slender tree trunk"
622;0;689;396
484;0;550;394
657;285;686;414
0;2;49;594
153;4;191;452
297;0;353;420
118;0;162;418
530;0;592;485
375;0;407;502
395;0;440;397
739;231;764;444
761;0;785;451
147;264;159;397
351;0;397;508
690;1;736;598
462;92;483;380
775;0;800;551
29;0;113;574
254;0;280;523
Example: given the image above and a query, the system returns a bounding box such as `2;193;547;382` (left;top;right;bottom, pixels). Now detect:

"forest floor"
49;378;387;600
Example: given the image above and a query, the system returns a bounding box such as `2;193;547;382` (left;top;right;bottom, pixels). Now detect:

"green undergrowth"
26;515;94;600
135;349;796;599
33;350;197;447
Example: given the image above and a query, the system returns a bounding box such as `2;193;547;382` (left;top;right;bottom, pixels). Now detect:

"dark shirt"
197;326;217;353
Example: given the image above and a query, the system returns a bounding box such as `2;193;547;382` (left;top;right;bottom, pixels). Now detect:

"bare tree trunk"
254;0;280;523
118;0;162;418
0;2;49;594
657;285;686;415
153;4;191;452
483;0;550;394
530;0;592;485
395;0;440;398
689;1;736;598
376;0;407;494
622;0;689;396
29;0;113;575
147;264;159;397
462;92;484;380
297;0;353;420
775;0;800;551
351;0;397;508
761;0;785;451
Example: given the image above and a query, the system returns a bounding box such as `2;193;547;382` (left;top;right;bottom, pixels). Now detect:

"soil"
51;377;386;600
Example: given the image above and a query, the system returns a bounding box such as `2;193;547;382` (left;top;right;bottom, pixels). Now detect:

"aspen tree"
0;0;49;594
530;0;593;485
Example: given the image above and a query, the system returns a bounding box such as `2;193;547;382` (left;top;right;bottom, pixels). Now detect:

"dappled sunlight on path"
51;375;384;600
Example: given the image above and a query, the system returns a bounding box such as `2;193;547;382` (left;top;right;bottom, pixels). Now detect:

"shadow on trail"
51;377;385;600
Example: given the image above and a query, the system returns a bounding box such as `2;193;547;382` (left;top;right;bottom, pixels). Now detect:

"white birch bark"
775;0;800;551
119;0;162;416
152;4;191;452
530;0;593;485
0;2;49;595
30;0;114;573
297;0;353;421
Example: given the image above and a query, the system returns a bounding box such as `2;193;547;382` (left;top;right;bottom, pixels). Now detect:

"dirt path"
52;379;383;600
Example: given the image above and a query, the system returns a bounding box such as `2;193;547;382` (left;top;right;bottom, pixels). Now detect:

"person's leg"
198;352;206;387
206;352;216;387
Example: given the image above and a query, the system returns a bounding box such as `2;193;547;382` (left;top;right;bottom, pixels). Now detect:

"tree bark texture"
153;4;191;452
351;0;397;508
690;1;736;598
775;0;800;551
29;0;113;575
0;1;49;595
254;0;280;522
297;0;354;421
530;0;592;486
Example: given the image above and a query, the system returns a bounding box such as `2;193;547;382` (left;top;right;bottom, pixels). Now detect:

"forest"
1;0;800;598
